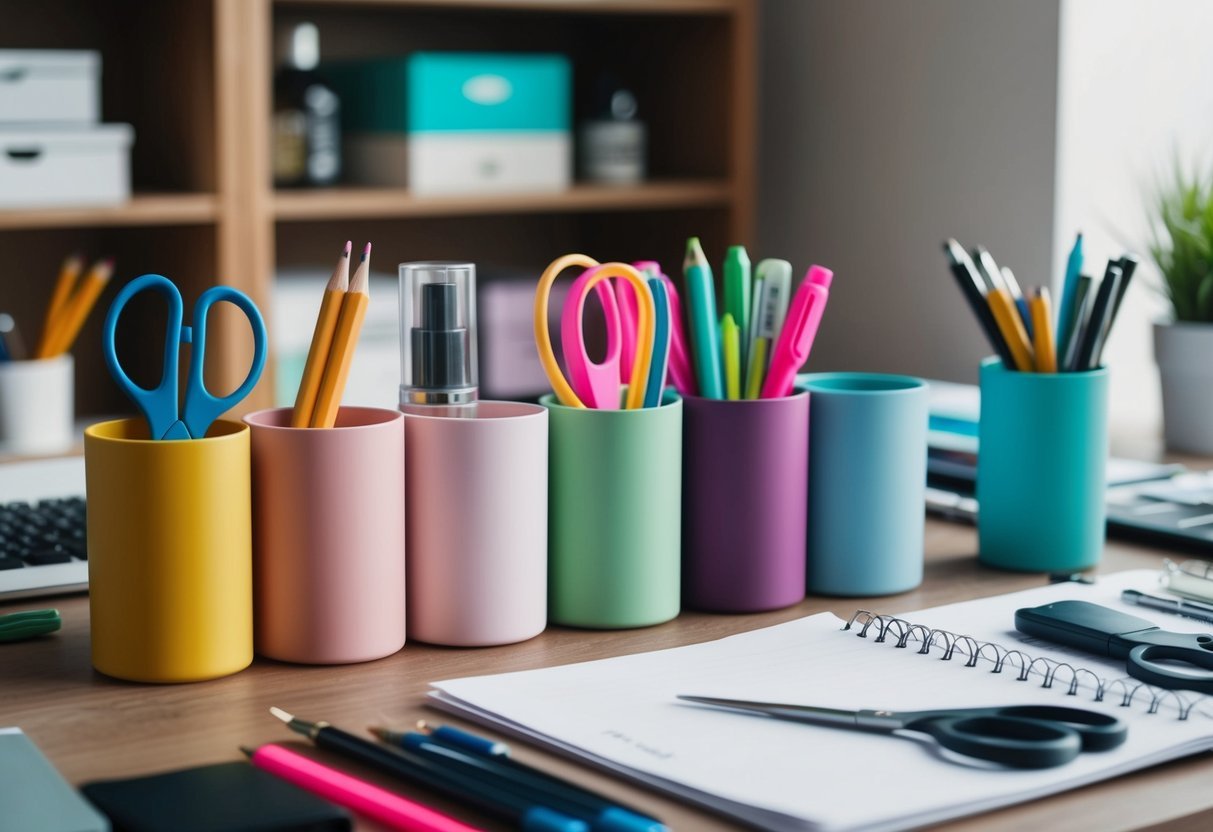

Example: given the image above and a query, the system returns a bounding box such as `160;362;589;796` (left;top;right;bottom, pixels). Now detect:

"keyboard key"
0;557;23;570
26;551;72;566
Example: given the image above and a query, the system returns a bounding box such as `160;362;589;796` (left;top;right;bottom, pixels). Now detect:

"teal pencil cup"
977;358;1109;572
802;373;928;596
542;391;681;629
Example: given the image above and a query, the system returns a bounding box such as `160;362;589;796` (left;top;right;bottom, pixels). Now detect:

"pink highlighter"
760;265;833;399
247;743;483;832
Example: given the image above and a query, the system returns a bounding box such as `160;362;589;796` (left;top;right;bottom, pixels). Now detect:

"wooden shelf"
274;0;736;15
272;179;734;221
0;193;219;231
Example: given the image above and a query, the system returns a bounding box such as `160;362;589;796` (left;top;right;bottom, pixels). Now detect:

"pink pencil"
245;743;484;832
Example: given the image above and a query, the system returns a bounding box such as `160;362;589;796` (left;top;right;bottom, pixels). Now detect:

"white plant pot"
1154;321;1213;454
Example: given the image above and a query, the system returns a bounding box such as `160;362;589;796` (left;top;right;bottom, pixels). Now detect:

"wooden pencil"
311;243;371;428
292;241;351;427
40;257;114;357
1029;286;1057;373
35;254;83;358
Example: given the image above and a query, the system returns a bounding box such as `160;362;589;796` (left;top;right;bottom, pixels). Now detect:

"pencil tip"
367;726;388;741
361;242;372;261
269;706;293;723
343;241;352;257
239;746;256;758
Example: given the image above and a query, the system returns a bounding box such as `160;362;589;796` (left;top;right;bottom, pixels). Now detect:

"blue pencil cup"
802;373;928;596
977;358;1109;572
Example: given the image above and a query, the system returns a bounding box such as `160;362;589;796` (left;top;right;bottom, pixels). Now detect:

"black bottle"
272;22;341;187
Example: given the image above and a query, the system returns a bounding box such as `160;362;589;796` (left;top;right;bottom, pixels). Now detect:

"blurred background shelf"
272;179;735;220
0;194;220;230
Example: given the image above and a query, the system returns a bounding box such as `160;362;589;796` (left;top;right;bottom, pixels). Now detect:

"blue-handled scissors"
102;274;267;440
678;695;1126;769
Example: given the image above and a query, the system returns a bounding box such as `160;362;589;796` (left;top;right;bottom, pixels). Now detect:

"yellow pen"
987;288;1035;372
1029;286;1057;373
722;313;740;400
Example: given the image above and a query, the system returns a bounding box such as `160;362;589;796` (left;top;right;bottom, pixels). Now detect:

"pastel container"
977;358;1109;572
803;373;928;596
404;402;548;646
544;391;681;628
682;392;809;612
84;418;252;682
0;354;73;455
245;407;406;664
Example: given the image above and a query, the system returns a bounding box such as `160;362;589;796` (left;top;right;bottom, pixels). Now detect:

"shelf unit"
1;0;756;418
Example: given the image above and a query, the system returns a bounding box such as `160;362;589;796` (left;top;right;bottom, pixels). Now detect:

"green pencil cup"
977;358;1109;572
542;391;682;628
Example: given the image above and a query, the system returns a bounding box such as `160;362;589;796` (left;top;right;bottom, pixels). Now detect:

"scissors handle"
563;267;624;410
181;285;267;438
984;705;1127;752
907;714;1083;769
102;274;185;440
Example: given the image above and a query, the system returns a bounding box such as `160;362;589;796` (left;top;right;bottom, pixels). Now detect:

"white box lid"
0;50;100;76
0;124;133;150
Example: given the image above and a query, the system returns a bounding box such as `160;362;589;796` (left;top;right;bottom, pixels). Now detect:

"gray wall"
757;0;1060;384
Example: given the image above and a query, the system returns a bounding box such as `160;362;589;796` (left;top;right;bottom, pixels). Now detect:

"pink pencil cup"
403;401;548;646
245;407;406;664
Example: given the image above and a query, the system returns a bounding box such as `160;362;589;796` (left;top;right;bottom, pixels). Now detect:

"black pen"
270;708;589;832
943;239;1017;367
1061;275;1097;371
1074;262;1122;370
1122;589;1213;625
371;724;667;832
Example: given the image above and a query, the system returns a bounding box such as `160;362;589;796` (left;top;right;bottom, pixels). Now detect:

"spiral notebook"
429;571;1213;832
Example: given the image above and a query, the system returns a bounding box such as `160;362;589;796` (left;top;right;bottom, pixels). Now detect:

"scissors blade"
677;695;867;730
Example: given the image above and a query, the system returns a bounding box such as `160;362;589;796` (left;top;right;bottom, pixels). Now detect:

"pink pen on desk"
760;265;833;399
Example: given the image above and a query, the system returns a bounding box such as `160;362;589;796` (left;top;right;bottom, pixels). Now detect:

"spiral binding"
842;609;1211;720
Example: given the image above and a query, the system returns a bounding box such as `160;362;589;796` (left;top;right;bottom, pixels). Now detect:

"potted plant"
1150;163;1213;454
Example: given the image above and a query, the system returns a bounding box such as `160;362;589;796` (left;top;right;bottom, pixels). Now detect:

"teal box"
327;52;571;193
976;358;1109;572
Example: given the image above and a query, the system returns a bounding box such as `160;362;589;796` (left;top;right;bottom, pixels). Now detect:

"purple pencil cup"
682;390;810;612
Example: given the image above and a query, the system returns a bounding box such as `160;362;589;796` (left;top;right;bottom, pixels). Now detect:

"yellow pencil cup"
84;418;253;683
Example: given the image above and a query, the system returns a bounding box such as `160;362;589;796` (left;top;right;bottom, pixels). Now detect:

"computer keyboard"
0;457;88;601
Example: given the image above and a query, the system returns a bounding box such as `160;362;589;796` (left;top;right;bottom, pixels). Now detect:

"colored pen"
723;245;751;373
1107;253;1138;331
643;278;671;408
1073;262;1122;371
1061;275;1098;372
1029;287;1056;373
371;728;667;832
1000;266;1033;340
683;237;724;399
760;265;832;399
721;313;740;400
271;708;588;832
635;262;694;398
943;240;1017;368
986;288;1034;372
1056;231;1084;359
1122;589;1213;626
244;744;482;832
745;259;791;399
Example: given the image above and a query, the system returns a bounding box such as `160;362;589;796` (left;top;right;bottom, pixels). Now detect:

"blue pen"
372;724;669;832
1056;231;1085;358
643;278;671;408
683;237;724;398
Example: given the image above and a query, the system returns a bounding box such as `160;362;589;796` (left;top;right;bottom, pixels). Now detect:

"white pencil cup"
0;355;74;455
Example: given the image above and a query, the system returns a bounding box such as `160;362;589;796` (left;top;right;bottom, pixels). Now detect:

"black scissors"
677;695;1127;769
1016;600;1213;694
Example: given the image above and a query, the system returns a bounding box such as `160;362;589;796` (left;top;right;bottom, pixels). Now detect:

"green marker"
723;245;751;372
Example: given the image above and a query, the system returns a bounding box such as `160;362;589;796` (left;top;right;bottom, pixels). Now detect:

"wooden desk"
5;520;1212;831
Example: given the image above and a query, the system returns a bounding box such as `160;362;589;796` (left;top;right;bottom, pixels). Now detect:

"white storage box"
0;125;133;209
0;50;100;123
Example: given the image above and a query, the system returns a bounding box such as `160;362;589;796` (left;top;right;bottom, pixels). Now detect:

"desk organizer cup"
977;357;1109;572
682;392;809;612
84;418;252;682
544;391;681;628
0;355;73;455
803;373;928;596
245;407;405;664
404;402;548;646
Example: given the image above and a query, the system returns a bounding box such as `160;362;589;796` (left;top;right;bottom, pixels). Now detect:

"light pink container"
403;401;547;646
245;406;406;664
